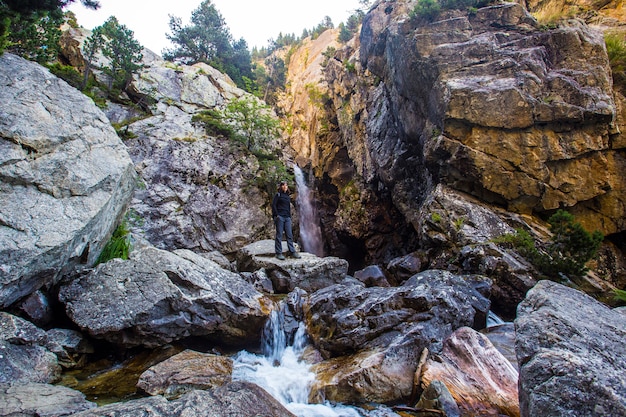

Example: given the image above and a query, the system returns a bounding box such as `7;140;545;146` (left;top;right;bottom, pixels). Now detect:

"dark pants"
275;215;296;255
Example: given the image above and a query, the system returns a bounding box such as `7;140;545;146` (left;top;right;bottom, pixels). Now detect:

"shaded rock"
386;252;423;284
0;382;95;417
421;327;520;417
354;265;390;287
0;53;136;309
0;312;46;344
515;280;626;417
236;240;349;293
137;349;233;399
0;340;60;384
15;290;54;327
45;328;94;369
306;270;491;403
58;246;272;348
0;312;61;384
481;323;518;370
69;382;296;417
241;268;275;294
415;380;461;417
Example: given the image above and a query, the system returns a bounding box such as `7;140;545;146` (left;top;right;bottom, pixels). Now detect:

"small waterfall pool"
232;309;364;417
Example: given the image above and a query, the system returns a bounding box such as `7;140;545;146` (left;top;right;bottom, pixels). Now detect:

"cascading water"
293;165;324;256
232;305;363;417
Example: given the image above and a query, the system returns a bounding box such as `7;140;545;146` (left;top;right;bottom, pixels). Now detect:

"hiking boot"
290;252;301;259
275;254;286;260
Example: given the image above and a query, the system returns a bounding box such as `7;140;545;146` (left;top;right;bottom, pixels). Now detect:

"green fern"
96;220;132;265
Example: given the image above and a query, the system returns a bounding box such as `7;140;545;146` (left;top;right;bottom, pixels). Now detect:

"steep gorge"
279;0;626;290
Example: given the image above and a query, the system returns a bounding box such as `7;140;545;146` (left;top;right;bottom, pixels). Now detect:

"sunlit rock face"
282;0;625;270
0;53;135;309
356;1;622;233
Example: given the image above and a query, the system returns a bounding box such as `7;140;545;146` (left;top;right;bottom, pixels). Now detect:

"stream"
232;309;363;417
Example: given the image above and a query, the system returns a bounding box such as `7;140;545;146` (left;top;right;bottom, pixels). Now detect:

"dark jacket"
272;192;291;218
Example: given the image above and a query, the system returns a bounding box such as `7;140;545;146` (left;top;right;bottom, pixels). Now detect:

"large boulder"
305;270;491;403
68;382;296;417
0;53;135;308
58;246;272;348
0;383;96;417
137;349;233;399
236;240;349;293
421;327;520;417
0;313;61;384
515;280;626;416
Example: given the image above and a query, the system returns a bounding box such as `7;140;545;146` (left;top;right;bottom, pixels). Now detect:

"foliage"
223;96;281;150
0;0;98;55
410;0;442;21
494;210;604;279
163;0;255;91
253;154;294;196
410;0;486;21
47;62;82;87
193;97;281;151
615;289;626;304
605;32;626;93
3;7;63;63
255;55;286;104
97;17;144;91
191;108;234;138
95;218;132;265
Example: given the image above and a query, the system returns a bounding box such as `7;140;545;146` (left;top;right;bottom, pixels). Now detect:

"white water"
294;165;324;256
232;308;363;417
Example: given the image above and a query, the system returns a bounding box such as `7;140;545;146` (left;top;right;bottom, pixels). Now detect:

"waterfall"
293;165;324;256
232;306;363;417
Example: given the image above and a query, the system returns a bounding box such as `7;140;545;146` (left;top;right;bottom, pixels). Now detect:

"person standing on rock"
272;181;301;260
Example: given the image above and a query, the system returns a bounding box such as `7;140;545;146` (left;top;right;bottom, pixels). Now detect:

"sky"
68;0;365;55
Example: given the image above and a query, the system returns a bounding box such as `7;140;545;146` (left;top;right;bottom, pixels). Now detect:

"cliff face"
281;0;626;269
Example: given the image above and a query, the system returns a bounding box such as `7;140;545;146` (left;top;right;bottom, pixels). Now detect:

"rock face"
0;312;61;384
515;280;626;416
280;0;625;276
58;246;272;348
59;27;280;255
0;53;136;308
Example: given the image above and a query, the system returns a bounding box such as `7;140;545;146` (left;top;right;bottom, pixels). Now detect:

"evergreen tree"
4;8;64;62
163;0;255;91
86;16;143;92
0;0;98;54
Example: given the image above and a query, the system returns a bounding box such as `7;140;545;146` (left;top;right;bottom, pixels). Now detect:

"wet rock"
415;380;461;417
69;382;296;417
15;290;54;327
0;382;95;416
137;349;233;399
386;252;423;284
0;53;135;309
481;323;518;370
515;280;626;416
44;328;94;369
354;265;390;287
58;246;272;348
236;240;349;293
306;270;491;403
421;327;520;417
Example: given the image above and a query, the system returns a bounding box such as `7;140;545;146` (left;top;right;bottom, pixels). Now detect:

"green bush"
615;289;626;304
495;210;603;279
410;0;441;21
191;109;234;138
96;220;132;265
605;32;626;93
